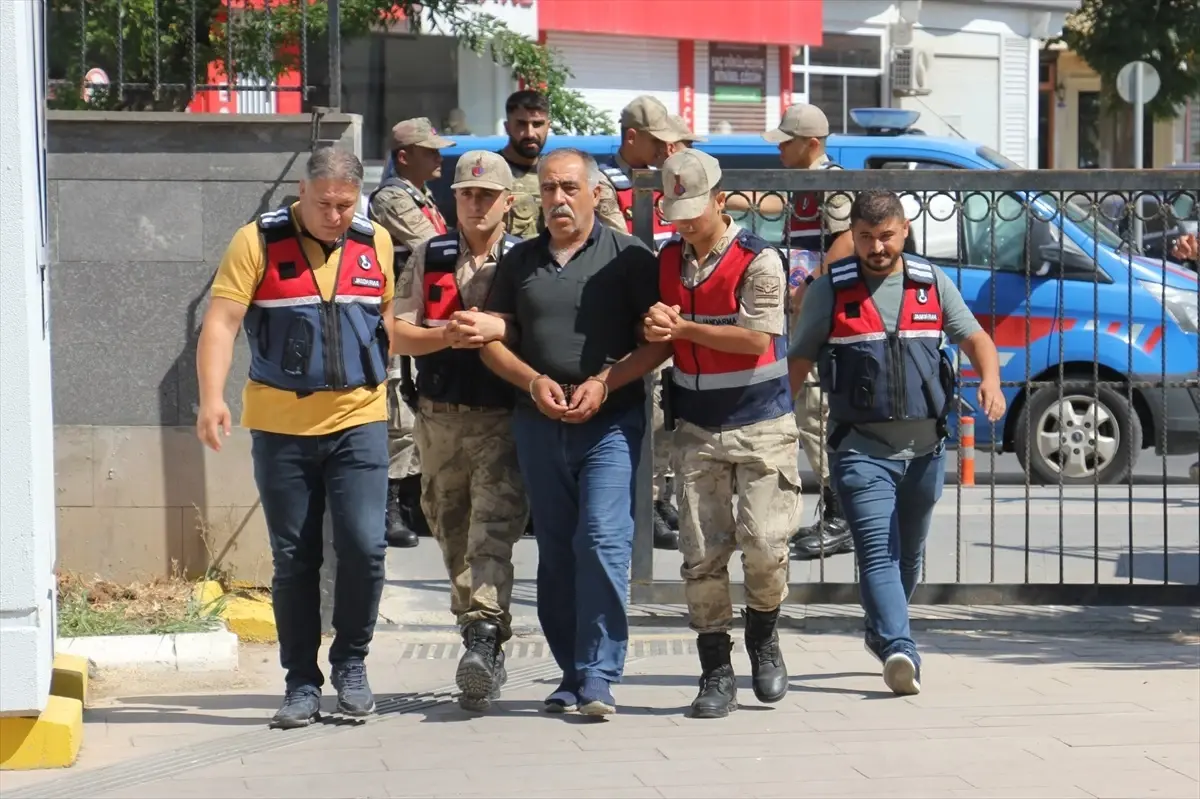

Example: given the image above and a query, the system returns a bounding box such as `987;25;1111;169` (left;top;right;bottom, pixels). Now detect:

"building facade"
455;0;1076;168
1044;45;1200;170
184;0;1080;168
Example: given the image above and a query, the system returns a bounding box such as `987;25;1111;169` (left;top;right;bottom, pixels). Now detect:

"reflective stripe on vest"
245;206;388;394
819;255;951;426
599;161;675;251
412;230;520;409
658;229;792;428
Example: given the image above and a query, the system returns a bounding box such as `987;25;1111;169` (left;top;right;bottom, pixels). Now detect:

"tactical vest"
413;231;522;409
245;206;389;396
659;229;792;429
788;159;843;252
598;158;675;252
818;255;954;437
367;177;448;274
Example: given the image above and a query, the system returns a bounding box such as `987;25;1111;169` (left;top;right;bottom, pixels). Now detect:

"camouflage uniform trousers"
388;355;421;479
794;365;830;487
650;360;675;503
415;399;529;639
676;414;803;634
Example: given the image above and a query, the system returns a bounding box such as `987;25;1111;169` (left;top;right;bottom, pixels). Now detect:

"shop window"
792;33;884;134
805;33;883;70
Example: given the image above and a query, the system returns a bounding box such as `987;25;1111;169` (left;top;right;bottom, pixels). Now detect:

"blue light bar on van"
849;108;921;135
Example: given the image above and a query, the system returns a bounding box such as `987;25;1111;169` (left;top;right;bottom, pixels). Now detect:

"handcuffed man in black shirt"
481;148;665;717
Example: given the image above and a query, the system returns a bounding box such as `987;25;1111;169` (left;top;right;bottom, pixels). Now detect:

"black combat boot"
742;607;788;703
691;632;738;719
456;620;502;711
385;480;419;548
398;474;431;537
653;510;680;550
653;477;680;550
790;485;853;559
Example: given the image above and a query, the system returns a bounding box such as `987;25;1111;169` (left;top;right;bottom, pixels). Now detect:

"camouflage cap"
660;149;722;222
668;114;706;143
763;103;830;143
451;150;513;191
620;95;684;143
391;117;455;150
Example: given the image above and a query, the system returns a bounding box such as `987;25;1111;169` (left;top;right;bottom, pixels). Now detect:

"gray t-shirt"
789;262;983;459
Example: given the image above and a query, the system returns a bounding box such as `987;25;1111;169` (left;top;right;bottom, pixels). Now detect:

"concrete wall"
1;0;56;717
48;111;362;585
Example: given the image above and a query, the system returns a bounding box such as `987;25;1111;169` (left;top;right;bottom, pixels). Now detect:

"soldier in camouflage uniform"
368;118;455;548
596;95;688;551
391;151;528;711
497;90;551;242
646;150;800;719
764;104;857;560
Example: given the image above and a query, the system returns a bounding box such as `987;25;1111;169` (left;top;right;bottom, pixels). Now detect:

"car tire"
1013;384;1142;485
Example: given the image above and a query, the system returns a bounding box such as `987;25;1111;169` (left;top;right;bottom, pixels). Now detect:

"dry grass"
56;571;224;638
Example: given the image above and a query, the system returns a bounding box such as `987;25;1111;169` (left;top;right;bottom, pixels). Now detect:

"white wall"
0;0;56;717
822;0;1059;166
457;46;517;136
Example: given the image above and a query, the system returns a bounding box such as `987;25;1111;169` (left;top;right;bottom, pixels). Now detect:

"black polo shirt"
486;219;660;412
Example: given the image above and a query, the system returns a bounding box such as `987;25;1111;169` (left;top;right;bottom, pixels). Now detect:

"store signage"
421;0;537;40
710;43;766;103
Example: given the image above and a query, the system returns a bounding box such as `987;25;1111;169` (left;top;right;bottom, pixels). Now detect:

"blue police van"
368;109;1198;485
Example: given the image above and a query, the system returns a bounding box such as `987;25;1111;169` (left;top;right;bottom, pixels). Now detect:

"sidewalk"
2;625;1197;799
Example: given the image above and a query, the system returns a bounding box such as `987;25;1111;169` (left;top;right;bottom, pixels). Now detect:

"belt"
419;399;501;414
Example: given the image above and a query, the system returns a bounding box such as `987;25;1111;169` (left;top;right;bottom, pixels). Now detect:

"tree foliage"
1062;0;1200;118
47;0;615;134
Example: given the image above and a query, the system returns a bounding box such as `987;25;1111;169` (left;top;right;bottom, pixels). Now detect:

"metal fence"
630;168;1200;607
46;0;345;113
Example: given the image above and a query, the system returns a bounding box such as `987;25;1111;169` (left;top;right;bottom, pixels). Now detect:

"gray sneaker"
271;687;321;729
331;661;375;717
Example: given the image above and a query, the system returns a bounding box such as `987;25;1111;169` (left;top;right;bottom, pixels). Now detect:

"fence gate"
631;167;1199;607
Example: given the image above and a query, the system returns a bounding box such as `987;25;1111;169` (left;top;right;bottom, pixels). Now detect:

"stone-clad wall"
49;111;362;583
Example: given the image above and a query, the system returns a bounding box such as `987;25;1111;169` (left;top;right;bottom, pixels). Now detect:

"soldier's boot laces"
790;487;853;558
457;620;502;711
690;632;738;719
743;607;789;704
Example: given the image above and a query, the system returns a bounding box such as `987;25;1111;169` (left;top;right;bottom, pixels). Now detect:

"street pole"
1132;67;1144;252
328;0;341;112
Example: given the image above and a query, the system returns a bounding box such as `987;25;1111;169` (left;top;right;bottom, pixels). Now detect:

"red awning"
538;0;822;47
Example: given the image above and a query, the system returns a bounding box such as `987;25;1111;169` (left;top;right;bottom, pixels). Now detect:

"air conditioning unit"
891;45;933;97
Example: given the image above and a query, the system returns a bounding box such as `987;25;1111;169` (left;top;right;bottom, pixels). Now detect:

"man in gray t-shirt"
787;190;1005;698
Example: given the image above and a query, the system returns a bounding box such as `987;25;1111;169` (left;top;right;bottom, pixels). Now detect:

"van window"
962;193;1030;272
864;158;964;262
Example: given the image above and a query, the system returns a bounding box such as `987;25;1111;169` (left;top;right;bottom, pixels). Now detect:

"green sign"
713;85;764;103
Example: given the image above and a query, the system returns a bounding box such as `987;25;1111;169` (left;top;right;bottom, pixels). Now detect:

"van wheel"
1014;385;1141;485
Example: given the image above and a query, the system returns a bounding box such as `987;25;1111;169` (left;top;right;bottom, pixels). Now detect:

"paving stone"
8;628;1198;799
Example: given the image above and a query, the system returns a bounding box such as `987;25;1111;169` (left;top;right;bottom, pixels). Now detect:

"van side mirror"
1037;243;1093;274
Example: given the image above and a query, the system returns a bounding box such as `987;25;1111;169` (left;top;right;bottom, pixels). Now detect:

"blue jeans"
251;421;389;691
512;403;645;684
830;445;945;659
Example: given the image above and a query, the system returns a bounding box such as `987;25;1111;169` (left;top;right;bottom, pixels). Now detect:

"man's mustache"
550;204;574;219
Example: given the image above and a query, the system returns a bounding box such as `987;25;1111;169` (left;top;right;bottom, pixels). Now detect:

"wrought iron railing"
631;167;1199;606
